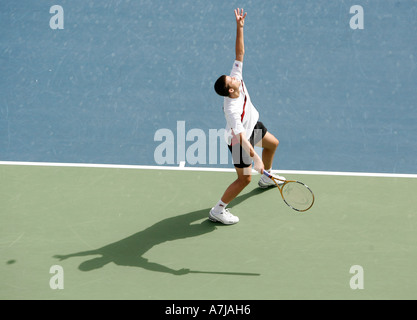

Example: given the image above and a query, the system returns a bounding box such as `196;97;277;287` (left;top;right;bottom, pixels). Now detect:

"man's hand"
253;153;264;174
174;268;190;275
234;8;247;28
53;254;69;261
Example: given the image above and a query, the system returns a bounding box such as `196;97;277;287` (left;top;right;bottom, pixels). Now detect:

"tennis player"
210;8;285;225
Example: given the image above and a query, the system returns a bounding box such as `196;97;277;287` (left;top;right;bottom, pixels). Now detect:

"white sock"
213;200;228;214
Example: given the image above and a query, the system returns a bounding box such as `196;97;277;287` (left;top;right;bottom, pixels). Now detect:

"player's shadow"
53;186;272;276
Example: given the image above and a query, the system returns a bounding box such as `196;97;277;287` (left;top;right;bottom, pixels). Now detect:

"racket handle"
263;171;272;179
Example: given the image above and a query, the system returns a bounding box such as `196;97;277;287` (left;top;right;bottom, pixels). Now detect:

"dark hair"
214;75;229;97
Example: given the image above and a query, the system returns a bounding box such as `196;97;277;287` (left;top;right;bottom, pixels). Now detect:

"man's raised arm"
234;8;247;62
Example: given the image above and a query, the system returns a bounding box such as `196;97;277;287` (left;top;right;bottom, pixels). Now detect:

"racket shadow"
227;184;275;209
53;189;264;276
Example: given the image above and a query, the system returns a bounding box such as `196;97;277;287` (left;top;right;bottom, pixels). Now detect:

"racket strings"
282;181;314;211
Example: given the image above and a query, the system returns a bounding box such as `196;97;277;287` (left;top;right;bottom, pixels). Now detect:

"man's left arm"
234;8;247;62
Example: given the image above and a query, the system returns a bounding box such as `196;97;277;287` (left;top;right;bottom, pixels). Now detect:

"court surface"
1;163;416;300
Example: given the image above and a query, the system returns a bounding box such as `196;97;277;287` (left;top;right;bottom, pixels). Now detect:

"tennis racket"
263;171;315;212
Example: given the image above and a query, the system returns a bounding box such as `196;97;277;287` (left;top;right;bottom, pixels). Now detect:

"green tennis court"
1;163;417;300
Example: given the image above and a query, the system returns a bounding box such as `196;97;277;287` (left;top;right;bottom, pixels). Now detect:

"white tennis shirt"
223;60;259;146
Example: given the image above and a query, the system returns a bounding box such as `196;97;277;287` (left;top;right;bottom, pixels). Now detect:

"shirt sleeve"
224;99;245;136
230;60;243;81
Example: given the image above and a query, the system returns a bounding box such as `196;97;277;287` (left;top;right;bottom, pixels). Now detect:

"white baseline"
0;161;416;178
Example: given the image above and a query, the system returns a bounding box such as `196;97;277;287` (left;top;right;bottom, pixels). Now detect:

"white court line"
0;161;417;178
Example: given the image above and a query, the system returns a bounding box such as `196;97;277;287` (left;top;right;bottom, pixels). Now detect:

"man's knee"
238;173;251;187
272;137;279;149
261;133;279;151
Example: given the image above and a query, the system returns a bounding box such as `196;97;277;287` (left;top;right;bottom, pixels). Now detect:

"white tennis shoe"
258;172;286;188
209;208;239;225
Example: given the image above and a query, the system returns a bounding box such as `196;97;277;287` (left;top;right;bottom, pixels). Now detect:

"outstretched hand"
53;254;69;261
174;268;191;275
234;8;247;27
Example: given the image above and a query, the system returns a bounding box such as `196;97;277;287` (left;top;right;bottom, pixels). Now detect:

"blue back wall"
1;0;416;173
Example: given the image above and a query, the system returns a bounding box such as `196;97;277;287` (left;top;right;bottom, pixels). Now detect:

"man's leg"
256;132;286;188
209;165;252;225
256;132;279;170
220;165;252;204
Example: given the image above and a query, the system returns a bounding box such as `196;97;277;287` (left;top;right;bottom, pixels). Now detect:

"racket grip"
263;171;272;179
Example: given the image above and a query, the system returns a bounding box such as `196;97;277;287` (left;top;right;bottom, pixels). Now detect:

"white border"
1;161;417;178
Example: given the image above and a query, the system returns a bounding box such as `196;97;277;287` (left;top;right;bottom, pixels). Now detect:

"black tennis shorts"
228;121;268;168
